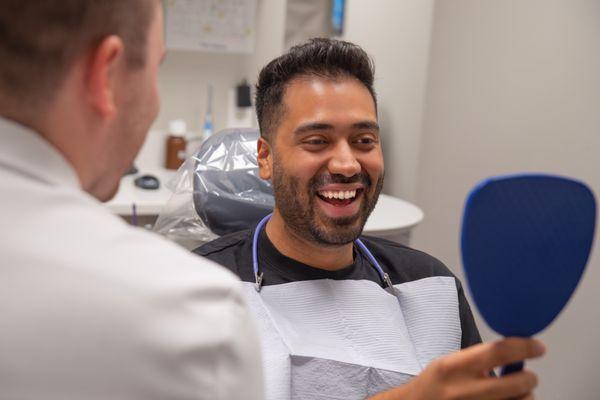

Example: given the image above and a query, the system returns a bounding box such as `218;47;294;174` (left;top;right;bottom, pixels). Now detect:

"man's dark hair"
255;38;376;141
0;0;157;110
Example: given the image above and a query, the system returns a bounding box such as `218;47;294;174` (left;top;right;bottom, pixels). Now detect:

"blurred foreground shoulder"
109;226;265;400
0;197;263;399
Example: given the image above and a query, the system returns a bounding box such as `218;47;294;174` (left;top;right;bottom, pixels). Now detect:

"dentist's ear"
86;35;124;119
86;35;124;118
257;137;272;180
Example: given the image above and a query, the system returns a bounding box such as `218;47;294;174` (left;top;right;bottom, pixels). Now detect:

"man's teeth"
319;190;357;200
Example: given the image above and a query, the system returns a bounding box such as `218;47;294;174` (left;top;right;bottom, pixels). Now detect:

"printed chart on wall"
165;0;257;53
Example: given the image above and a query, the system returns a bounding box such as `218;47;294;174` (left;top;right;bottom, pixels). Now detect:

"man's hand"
370;337;546;400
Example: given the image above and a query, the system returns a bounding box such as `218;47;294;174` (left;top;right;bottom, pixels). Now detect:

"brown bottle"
165;119;187;170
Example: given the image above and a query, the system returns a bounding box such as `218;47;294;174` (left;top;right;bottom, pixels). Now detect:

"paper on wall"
165;0;257;53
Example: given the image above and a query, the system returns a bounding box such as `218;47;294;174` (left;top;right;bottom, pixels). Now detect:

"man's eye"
356;137;376;145
304;139;327;146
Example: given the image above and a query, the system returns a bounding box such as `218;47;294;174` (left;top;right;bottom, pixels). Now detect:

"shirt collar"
0;116;80;189
257;226;366;282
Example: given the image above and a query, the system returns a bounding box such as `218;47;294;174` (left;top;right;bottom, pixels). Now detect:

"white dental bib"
242;276;461;400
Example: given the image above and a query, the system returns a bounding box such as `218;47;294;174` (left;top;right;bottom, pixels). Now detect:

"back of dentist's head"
0;0;164;201
0;0;154;117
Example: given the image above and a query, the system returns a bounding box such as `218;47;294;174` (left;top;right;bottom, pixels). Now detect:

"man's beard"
271;156;384;246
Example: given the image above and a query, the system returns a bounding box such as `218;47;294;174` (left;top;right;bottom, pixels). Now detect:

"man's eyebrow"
293;122;335;135
294;121;380;135
352;121;380;131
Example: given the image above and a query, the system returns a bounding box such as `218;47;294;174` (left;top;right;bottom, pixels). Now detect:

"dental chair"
153;128;274;249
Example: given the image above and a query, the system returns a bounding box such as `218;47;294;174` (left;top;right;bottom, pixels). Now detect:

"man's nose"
328;143;361;177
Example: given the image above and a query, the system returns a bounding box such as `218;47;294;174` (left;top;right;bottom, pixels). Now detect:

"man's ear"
257;137;272;180
86;35;125;118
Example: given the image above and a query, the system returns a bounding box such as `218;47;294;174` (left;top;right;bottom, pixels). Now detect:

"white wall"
153;51;246;134
242;0;287;86
414;1;600;398
153;0;287;134
342;0;435;201
140;0;287;169
153;0;286;131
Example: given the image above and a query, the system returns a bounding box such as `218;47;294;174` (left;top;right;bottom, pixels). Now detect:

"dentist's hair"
0;0;158;110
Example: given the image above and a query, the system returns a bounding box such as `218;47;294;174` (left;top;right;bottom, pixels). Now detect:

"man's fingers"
461;369;538;400
445;338;545;373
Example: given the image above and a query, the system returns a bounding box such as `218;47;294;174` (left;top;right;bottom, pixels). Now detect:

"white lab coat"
0;117;264;400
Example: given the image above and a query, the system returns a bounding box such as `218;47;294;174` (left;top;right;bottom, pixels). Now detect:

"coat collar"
0;116;80;189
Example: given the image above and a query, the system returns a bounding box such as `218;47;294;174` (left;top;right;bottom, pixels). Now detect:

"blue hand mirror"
461;174;596;374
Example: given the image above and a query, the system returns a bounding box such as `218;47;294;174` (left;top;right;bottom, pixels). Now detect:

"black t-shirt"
194;227;482;349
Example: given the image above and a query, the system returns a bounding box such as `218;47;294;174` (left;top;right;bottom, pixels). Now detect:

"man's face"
100;2;165;201
265;75;384;246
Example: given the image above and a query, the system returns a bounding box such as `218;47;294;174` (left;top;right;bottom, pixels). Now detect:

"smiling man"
263;69;383;264
195;38;544;400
